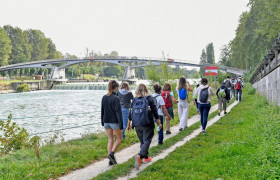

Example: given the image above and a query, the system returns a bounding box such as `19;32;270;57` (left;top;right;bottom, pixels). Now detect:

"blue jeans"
198;103;211;131
236;89;242;101
121;108;129;139
158;115;164;143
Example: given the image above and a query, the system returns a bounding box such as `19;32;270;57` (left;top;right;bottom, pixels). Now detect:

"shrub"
16;84;30;92
248;87;256;95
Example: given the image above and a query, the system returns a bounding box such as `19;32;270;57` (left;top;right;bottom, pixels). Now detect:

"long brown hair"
135;83;149;97
107;80;119;96
120;81;130;90
178;77;187;90
163;83;171;91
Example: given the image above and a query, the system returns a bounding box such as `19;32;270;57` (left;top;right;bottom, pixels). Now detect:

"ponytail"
107;80;119;96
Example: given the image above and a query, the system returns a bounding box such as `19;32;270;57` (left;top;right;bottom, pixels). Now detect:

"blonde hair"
120;81;130;90
107;80;119;96
135;83;149;97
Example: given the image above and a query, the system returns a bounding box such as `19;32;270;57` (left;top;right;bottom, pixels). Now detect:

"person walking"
235;76;245;101
194;78;215;134
216;82;230;116
117;81;134;139
101;80;123;166
127;83;162;170
177;77;192;131
224;76;232;98
152;83;171;145
193;83;200;114
231;78;236;98
161;82;178;135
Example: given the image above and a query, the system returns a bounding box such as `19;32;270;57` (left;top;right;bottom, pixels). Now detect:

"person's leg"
111;129;122;153
178;102;183;120
158;115;164;144
223;98;227;112
179;102;188;129
202;104;211;131
135;127;144;148
218;98;222;115
236;90;239;101
198;103;204;129
139;128;154;159
121;108;129;139
105;129;114;155
239;89;242;101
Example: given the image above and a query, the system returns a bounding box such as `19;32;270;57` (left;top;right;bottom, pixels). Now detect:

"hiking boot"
109;160;114;166
134;155;141;170
166;131;171;135
179;128;183;131
143;156;152;164
108;153;117;165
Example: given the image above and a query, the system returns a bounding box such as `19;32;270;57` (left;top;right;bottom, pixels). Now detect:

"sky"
0;0;249;64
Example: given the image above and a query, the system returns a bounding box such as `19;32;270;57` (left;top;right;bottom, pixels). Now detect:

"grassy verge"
132;87;280;179
0;91;219;179
93;98;230;180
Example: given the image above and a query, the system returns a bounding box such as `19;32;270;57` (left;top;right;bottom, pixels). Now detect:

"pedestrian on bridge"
194;78;215;134
101;80;123;166
127;83;162;170
117;82;134;139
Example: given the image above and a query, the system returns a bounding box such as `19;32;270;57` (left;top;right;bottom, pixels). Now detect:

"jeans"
198;103;211;131
121;108;129;139
135;127;154;159
235;89;242;101
178;101;189;129
158;115;164;143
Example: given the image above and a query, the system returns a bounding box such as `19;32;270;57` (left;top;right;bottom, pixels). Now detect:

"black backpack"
199;87;209;103
131;96;150;126
225;80;231;88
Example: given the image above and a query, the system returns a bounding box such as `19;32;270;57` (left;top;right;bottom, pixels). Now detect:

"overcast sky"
0;0;248;63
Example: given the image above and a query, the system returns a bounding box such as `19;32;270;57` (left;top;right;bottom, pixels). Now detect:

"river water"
0;90;105;141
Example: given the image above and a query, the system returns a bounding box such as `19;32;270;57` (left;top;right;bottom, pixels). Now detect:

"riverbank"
0;91;218;179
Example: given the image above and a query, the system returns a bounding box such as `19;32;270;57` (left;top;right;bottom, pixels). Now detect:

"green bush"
248;87;256;95
16;84;30;92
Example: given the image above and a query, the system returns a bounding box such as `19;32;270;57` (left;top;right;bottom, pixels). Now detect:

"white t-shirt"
152;93;165;116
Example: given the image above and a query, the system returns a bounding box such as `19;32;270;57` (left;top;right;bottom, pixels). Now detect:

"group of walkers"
101;76;244;169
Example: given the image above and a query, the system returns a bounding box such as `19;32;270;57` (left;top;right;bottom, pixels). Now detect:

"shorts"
104;123;120;130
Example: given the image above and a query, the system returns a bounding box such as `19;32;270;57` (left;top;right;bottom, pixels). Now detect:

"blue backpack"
131;96;150;126
178;88;187;100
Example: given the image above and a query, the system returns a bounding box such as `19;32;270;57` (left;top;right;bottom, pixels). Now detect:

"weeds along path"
118;101;239;180
60;104;219;180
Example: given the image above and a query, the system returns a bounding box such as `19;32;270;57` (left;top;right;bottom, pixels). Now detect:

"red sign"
205;66;218;76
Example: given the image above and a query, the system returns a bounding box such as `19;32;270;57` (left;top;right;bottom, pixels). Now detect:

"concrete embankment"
0;80;54;93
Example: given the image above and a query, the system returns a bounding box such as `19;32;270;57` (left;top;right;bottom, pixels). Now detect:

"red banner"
205;66;218;76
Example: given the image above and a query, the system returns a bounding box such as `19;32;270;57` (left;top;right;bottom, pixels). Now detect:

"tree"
0;27;12;66
206;42;215;64
27;29;49;61
47;38;63;59
219;44;232;66
199;49;207;76
3;25;32;65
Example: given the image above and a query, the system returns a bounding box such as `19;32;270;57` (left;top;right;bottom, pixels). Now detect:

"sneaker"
218;112;220;116
179;128;183;131
109;160;113;166
108;153;117;165
143;156;152;164
166;131;171;135
224;112;227;115
158;142;163;146
202;130;206;134
134;155;141;170
185;126;188;129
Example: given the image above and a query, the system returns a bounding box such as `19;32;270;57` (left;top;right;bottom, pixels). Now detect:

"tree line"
219;0;280;71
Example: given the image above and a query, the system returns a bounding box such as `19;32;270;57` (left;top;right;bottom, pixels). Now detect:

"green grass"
0;92;219;179
132;87;280;180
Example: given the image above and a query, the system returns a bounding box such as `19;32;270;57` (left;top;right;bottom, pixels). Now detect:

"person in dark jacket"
127;83;162;170
216;82;230;116
101;80;123;166
117;82;134;139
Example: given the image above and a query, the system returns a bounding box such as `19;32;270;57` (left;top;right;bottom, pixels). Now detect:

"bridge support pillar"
50;67;66;80
123;66;135;80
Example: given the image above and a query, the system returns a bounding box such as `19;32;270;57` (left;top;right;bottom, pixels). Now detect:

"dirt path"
60;104;219;180
118;101;239;180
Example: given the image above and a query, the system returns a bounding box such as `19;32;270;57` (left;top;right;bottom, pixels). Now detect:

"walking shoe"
166;131;171;135
143;156;152;164
179;128;183;131
224;112;227;115
109;160;113;166
134;155;141;170
218;112;220;116
158;142;163;146
108;153;117;165
185;126;188;129
202;130;206;134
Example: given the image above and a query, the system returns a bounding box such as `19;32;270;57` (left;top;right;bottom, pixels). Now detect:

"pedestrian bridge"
0;56;248;80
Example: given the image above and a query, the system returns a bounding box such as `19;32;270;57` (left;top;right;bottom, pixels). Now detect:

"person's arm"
101;97;104;126
114;98;123;130
171;96;178;104
162;105;171;120
149;96;162;129
209;87;215;96
216;88;219;97
127;100;133;132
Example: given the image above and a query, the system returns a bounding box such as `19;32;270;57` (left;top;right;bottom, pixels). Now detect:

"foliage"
199;49;207;76
0;27;12;66
206;42;215;64
227;0;280;70
0;115;30;154
16;84;30;92
219;44;232;66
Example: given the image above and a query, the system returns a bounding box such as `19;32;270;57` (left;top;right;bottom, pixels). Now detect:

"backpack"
218;88;226;98
131;96;150;126
225;80;231;88
235;81;241;90
152;94;161;110
161;91;173;108
199;87;209;103
178;88;187;100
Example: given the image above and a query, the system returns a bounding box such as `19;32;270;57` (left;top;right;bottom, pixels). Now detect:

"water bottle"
156;125;160;132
